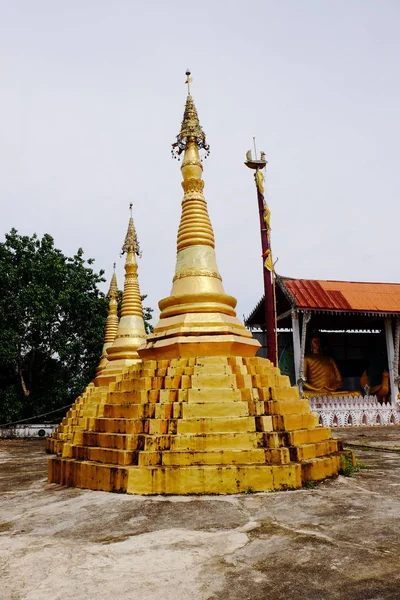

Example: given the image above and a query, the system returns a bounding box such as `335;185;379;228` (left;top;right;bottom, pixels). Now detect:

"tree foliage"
0;229;108;424
0;229;154;424
143;301;154;334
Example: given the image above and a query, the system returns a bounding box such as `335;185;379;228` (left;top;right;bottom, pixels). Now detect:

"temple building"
47;73;353;494
246;277;400;426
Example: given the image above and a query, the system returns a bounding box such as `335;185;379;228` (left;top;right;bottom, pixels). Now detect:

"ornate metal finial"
107;267;119;299
244;137;267;171
121;205;142;257
185;69;192;95
113;262;116;272
171;71;210;159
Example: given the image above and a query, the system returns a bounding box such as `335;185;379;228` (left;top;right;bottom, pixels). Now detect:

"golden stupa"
95;264;119;378
46;211;146;455
48;75;351;493
95;206;146;387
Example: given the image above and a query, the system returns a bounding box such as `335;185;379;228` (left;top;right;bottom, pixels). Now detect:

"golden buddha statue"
359;343;396;402
303;335;355;396
360;369;389;401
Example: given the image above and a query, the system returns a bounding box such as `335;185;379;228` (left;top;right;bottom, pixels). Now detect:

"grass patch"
304;480;317;489
339;454;356;477
339;453;370;476
356;461;370;470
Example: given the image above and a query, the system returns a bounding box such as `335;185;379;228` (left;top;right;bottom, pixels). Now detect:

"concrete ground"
1;427;400;600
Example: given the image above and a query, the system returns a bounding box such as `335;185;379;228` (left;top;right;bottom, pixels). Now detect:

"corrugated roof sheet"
282;278;400;314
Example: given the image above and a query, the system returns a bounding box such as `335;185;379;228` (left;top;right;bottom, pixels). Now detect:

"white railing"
308;395;400;427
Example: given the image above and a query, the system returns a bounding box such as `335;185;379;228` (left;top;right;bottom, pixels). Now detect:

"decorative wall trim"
308;395;400;427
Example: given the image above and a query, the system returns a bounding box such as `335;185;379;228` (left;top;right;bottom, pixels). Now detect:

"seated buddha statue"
360;369;389;401
303;335;357;397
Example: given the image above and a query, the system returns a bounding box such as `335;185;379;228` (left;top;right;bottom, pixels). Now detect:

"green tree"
142;296;154;334
0;230;154;425
0;229;109;424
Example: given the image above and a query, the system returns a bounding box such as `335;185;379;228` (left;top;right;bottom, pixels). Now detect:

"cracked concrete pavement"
1;427;400;600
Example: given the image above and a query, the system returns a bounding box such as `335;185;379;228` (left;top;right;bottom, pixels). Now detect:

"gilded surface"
140;88;261;359
173;270;222;281
171;93;210;157
48;355;353;494
95;272;120;376
107;269;119;300
95;212;146;385
47;75;350;493
181;178;205;194
122;210;141;257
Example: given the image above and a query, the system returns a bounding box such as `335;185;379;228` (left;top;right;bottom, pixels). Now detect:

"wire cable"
0;404;72;428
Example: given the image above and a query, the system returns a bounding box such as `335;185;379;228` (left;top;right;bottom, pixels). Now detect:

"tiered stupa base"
46;383;109;455
48;356;351;494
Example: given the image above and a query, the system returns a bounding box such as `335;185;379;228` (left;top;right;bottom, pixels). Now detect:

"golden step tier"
48;355;354;494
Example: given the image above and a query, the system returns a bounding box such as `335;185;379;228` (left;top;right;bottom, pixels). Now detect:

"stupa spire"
171;70;210;160
140;72;259;359
122;203;142;257
96;207;146;384
94;265;119;379
109;262;119;295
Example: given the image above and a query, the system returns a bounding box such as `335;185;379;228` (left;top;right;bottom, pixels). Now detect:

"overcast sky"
1;1;399;324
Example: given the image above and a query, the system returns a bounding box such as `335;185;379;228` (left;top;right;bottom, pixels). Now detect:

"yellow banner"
256;170;264;194
263;203;271;230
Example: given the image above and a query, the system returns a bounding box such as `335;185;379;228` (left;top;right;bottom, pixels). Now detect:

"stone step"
264;399;310;416
192;365;233;375
270;387;300;401
196;356;230;366
182;402;249;419
108;389;160;404
70;445;137;466
170;447;289;466
272;413;319;431
169;432;263;452
255;416;273;432
177;416;256;435
262;432;288;448
117;376;154;393
187;388;242;403
301;453;343;481
126;463;302;494
191;374;237;389
289;439;340;461
286;427;332;446
81;431;144;451
48;456;128;493
137;448;290;467
102;404;155;419
91;418;147;434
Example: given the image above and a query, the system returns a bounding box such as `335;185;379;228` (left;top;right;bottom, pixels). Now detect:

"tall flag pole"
245;143;278;366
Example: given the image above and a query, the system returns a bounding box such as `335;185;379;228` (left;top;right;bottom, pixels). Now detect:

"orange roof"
281;278;400;314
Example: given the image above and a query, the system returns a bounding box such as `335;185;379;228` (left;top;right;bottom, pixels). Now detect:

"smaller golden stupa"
48;73;353;493
95;264;119;378
46;209;146;455
95;206;146;387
